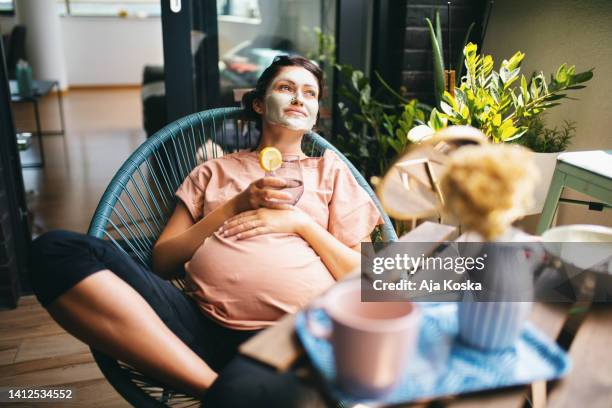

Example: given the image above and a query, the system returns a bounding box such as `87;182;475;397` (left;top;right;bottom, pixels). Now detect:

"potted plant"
404;43;592;213
334;64;428;181
408;43;592;143
515;116;576;213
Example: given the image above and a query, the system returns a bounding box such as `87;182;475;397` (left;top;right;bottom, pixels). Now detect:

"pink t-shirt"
175;149;382;330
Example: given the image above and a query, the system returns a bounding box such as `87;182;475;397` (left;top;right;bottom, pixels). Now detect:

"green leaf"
499;67;511;84
503;50;525;71
500;125;518;141
504;127;528;141
428;108;448;131
426;17;445;107
360;85;371;104
354;114;367;123
555;63;568;84
440;101;454;116
351;70;364;91
460;103;470;120
530;78;542;99
492;113;502;127
455;22;475;85
464;42;478;56
434;10;443;59
388;138;403;154
520;75;529;103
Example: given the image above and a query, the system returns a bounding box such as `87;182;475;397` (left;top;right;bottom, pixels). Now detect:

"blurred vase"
458;301;532;350
458;242;535;351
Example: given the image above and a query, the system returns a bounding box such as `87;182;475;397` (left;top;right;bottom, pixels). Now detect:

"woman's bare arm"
152;198;242;279
220;207;373;281
298;220;370;280
152;177;293;279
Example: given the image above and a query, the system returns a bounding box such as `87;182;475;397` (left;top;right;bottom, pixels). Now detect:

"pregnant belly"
185;232;335;329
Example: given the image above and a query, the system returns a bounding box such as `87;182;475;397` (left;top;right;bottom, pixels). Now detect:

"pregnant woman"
29;55;382;406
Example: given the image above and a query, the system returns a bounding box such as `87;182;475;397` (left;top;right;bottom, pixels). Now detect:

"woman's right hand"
235;177;294;211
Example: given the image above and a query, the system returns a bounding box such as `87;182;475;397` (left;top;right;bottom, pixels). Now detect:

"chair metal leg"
537;168;566;235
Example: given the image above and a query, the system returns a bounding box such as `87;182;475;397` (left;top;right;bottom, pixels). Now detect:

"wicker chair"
87;107;398;406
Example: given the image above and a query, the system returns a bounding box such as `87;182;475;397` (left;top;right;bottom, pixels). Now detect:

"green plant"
425;11;445;108
425;10;475;107
515;115;576;153
334;64;427;180
304;26;337;138
306;26;336;67
410;43;593;143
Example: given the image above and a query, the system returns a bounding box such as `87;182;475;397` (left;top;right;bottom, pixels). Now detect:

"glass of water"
266;154;304;205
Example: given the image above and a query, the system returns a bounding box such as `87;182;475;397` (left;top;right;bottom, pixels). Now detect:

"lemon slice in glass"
258;147;283;173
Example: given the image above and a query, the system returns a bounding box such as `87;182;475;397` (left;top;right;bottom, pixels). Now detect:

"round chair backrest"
88;107;396;271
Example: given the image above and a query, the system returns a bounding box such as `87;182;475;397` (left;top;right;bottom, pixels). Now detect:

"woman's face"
256;66;319;132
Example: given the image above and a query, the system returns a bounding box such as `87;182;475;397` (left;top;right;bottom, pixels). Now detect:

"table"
239;222;612;407
10;79;66;168
537;150;612;234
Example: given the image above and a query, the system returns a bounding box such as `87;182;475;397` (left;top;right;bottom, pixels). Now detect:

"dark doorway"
0;39;31;308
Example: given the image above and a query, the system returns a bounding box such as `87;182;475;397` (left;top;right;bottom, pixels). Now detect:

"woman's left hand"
218;207;311;239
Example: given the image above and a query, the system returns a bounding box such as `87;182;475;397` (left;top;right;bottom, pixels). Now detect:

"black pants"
28;230;327;408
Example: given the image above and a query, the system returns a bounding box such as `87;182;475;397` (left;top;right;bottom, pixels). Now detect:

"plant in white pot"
515;116;577;214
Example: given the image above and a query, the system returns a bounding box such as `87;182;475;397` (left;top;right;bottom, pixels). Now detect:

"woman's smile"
284;108;308;117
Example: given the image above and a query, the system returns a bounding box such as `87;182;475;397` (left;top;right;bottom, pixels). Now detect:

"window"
57;0;161;18
217;0;260;20
0;0;14;15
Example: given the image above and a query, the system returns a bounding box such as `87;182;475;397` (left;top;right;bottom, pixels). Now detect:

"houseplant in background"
425;10;475;108
305;26;336;138
515;116;577;213
304;28;430;184
406;42;592;214
334;64;428;181
408;42;593;143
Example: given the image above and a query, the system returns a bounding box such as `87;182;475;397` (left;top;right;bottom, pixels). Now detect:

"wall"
18;0;68;89
402;0;487;105
1;13;164;86
61;17;163;86
484;0;612;228
4;12;313;86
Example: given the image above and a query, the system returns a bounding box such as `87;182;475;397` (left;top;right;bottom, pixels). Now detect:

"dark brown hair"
241;55;324;131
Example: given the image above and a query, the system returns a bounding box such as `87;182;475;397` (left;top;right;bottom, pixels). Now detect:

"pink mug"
306;279;421;398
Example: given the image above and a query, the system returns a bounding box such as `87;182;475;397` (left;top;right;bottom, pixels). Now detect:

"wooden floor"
0;296;128;407
16;88;146;234
1;88;146;406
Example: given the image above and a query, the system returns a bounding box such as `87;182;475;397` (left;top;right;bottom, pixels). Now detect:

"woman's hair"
241;55;324;131
439;144;538;241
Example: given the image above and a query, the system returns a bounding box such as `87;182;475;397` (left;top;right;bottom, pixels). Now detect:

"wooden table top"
239;222;612;407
